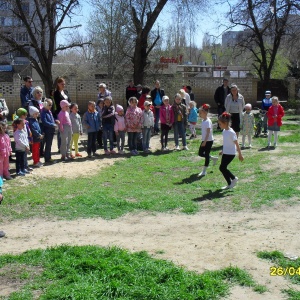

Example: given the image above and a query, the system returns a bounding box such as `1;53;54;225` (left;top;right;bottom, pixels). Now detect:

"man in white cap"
262;90;272;134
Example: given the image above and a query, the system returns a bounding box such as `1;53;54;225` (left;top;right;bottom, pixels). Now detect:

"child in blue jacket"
188;101;198;138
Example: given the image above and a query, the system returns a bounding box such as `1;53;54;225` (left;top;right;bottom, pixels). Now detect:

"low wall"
0;75;261;115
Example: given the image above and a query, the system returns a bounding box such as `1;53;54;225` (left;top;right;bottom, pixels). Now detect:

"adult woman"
41;99;59;164
53;77;71;151
29;86;45;156
224;84;245;137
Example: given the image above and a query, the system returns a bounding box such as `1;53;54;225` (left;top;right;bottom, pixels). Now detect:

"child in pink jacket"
114;105;126;154
0;122;12;180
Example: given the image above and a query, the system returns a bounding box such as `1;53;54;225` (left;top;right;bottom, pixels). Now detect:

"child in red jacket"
267;96;285;148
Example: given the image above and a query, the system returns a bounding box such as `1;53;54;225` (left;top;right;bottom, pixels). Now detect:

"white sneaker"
221;185;230;190
197;171;207;177
211;157;218;166
249;144;252;148
118;150;125;154
183;146;189;150
229;177;238;189
175;145;180;150
274;143;277;148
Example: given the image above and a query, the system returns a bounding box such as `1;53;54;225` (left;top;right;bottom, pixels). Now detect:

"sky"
65;1;230;49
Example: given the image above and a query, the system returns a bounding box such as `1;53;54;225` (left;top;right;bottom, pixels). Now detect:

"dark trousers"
44;128;55;162
219;154;235;185
198;141;213;167
87;132;97;155
128;132;138;151
15;150;26;173
160;123;171;148
97;129;103;147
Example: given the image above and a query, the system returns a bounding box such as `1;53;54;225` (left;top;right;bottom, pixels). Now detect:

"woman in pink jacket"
267;96;284;148
159;95;174;151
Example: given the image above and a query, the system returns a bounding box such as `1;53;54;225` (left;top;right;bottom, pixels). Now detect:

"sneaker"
27;167;33;171
75;153;82;157
105;150;110;155
197;171;206;177
267;143;271;148
45;159;56;164
110;150;116;154
33;162;41;168
61;156;68;161
183;146;189;150
229;177;238;189
221;185;230;190
162;147;168;151
23;169;31;174
131;150;137;156
4;176;13;180
211;157;218;166
93;152;100;156
134;150;139;155
17;171;25;176
249;144;252;148
175;145;180;150
38;161;44;167
87;154;92;158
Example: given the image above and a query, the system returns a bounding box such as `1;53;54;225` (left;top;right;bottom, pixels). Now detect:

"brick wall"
1;75;260;116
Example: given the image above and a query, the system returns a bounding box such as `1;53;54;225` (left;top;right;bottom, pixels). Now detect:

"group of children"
0;92;284;190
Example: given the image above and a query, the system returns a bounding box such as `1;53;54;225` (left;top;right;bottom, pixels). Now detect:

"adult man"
261;90;272;134
125;80;137;105
186;86;195;101
150;80;165;134
20;76;33;111
214;78;230;128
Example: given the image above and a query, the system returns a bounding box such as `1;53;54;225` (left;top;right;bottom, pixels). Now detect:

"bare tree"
0;0;90;96
226;0;300;88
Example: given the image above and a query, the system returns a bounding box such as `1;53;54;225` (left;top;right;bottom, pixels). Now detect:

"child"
218;112;244;189
102;96;116;154
96;98;104;148
172;93;188;150
28;106;44;167
267;96;285;148
69;103;83;158
198;104;218;177
188;101;198;139
114;104;126;154
14;119;31;176
125;97;143;155
240;103;255;148
0;122;12;180
82;101;101;158
159;96;173;151
58;100;72;160
142;100;155;152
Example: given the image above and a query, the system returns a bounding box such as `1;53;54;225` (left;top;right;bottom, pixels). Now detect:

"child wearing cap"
58;100;72;160
114;104;126;154
0;121;12;179
262;90;272;134
28;106;44;167
159;96;174;151
142;100;155;152
240;103;254;148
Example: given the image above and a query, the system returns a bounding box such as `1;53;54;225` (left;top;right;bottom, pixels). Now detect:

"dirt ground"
1;128;300;299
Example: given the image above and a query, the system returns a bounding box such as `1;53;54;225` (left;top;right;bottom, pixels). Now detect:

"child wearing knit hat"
114;104;126;154
28;106;44;167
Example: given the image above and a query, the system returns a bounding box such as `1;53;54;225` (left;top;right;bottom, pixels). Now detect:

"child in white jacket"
114;105;126;154
14;119;30;176
142;101;155;152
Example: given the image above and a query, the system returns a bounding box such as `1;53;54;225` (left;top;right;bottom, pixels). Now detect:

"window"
15;32;29;42
0;1;12;10
0;16;13;26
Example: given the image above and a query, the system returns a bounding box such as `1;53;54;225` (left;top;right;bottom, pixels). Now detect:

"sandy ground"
1;128;300;299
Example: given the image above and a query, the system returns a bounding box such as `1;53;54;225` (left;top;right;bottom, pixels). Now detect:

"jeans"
142;128;151;150
44;127;55;162
263;113;268;132
102;123;114;151
219;154;235;185
128;132;138;151
173;121;186;146
60;124;72;157
154;107;160;133
87;132;97;155
116;130;125;151
15;150;26;173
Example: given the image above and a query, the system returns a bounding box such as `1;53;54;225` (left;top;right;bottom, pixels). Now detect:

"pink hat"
116;104;123;113
60;100;70;108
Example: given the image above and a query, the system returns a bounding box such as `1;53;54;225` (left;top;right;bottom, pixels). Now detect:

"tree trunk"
133;36;148;85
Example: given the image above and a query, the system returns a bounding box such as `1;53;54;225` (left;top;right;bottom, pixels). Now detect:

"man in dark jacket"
150;80;165;134
20;76;33;111
125;80;137;106
214;78;230;127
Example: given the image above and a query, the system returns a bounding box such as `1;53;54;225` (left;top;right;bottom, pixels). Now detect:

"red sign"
160;55;183;64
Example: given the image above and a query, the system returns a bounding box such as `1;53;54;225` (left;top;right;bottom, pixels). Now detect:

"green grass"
0;245;264;300
2;123;300;221
257;250;300;299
